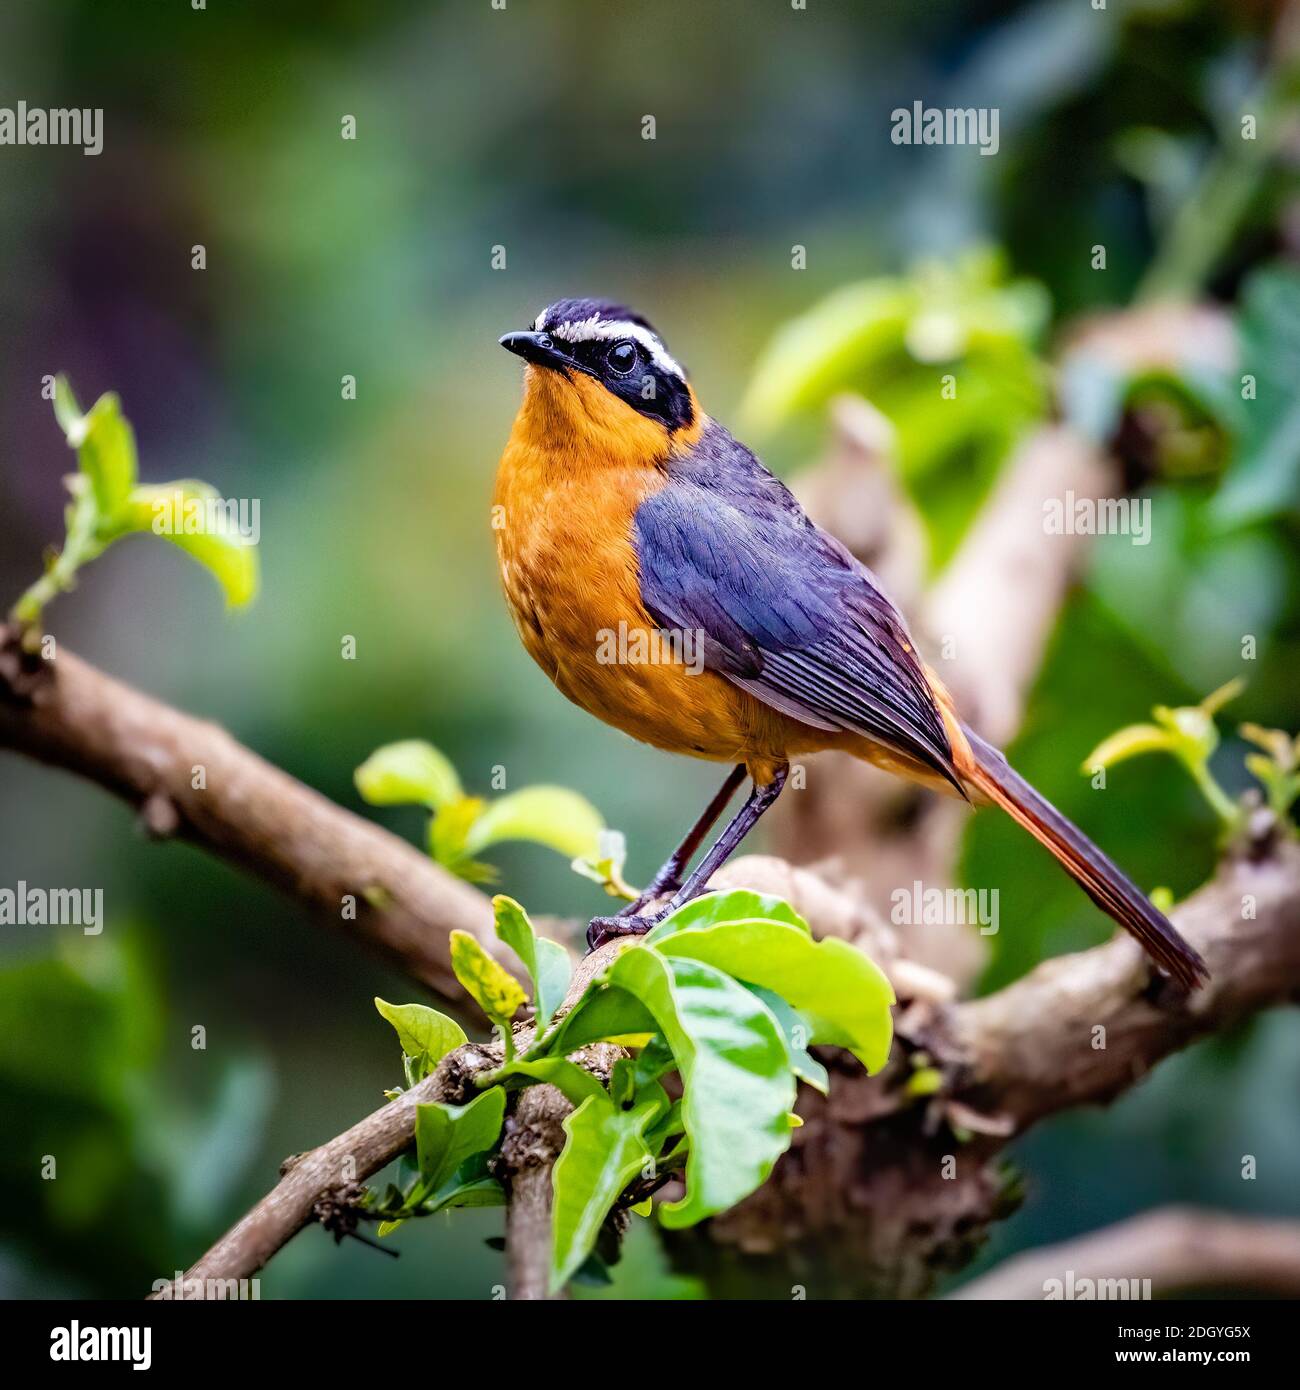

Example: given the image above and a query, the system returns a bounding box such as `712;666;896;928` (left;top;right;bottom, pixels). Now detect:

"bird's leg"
587;764;787;951
665;763;788;909
615;764;746;917
585;766;743;950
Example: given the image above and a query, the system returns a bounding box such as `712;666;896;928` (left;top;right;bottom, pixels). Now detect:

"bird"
493;296;1208;988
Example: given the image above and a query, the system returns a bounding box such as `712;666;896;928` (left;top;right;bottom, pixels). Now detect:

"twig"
954;1206;1300;1299
0;625;495;999
153;949;626;1298
160;1061;470;1297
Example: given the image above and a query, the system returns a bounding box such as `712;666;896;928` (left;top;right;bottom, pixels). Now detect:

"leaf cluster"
354;740;615;885
1084;677;1300;837
11;377;258;626
367;889;894;1293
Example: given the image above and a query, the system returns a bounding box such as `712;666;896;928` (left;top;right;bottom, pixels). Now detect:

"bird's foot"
586;908;669;953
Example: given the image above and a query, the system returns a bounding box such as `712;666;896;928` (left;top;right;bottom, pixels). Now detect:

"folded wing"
633;450;961;792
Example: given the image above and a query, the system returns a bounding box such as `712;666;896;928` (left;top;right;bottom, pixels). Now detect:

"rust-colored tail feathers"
959;725;1208;989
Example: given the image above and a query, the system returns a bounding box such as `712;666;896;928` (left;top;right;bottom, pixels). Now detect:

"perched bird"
494;297;1207;987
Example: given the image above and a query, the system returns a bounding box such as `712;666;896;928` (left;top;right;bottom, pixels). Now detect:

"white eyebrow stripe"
549;315;683;378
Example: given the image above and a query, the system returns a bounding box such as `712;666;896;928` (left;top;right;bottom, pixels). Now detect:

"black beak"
499;330;572;371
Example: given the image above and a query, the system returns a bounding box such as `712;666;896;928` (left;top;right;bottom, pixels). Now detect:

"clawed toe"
586;910;666;952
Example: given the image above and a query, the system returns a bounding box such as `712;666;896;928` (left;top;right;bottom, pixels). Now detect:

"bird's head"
500;298;699;459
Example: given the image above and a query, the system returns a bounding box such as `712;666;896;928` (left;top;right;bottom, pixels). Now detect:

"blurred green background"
1;0;1297;1299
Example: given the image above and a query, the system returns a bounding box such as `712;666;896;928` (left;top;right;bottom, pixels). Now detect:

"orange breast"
493;374;793;773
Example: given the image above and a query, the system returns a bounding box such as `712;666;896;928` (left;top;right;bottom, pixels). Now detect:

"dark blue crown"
536;297;657;337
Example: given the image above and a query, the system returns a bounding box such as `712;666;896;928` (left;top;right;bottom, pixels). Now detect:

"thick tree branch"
500;1084;574;1301
0;625;495;999
954;1206;1300;1299
676;835;1300;1297
954;838;1300;1131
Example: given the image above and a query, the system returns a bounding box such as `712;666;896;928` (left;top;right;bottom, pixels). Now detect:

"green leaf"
115;481;258;607
414;1152;506;1215
653;919;895;1073
609;1058;637;1109
429;796;487;872
734;253;1049;568
1081;722;1177;772
644;889;810;943
373;997;466;1079
632;1034;677;1091
645;1099;684;1156
463;785;604;860
449;930;527;1027
736;253;1048;439
354;741;464;811
1084;683;1245;828
1212;265;1300;526
905;1066;943;1098
414;1086;506;1193
738;279;910;436
492;896;571;1030
538;982;658;1058
607;948;795;1229
550;1091;661;1292
570;829;639;900
76;392;137;517
423;1174;505;1214
748;985;829;1095
52;374;84;441
489;1057;608;1108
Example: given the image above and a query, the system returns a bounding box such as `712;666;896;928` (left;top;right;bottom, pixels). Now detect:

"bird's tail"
958;724;1208;989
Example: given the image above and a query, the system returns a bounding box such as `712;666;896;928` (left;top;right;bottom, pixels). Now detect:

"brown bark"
500;1084;573;1301
153;1048;491;1298
0;625;496;999
673;836;1300;1298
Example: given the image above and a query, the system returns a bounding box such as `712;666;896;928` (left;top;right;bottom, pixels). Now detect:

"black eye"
606;340;638;376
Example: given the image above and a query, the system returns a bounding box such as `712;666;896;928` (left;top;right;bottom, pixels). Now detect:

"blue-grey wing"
632;449;959;790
